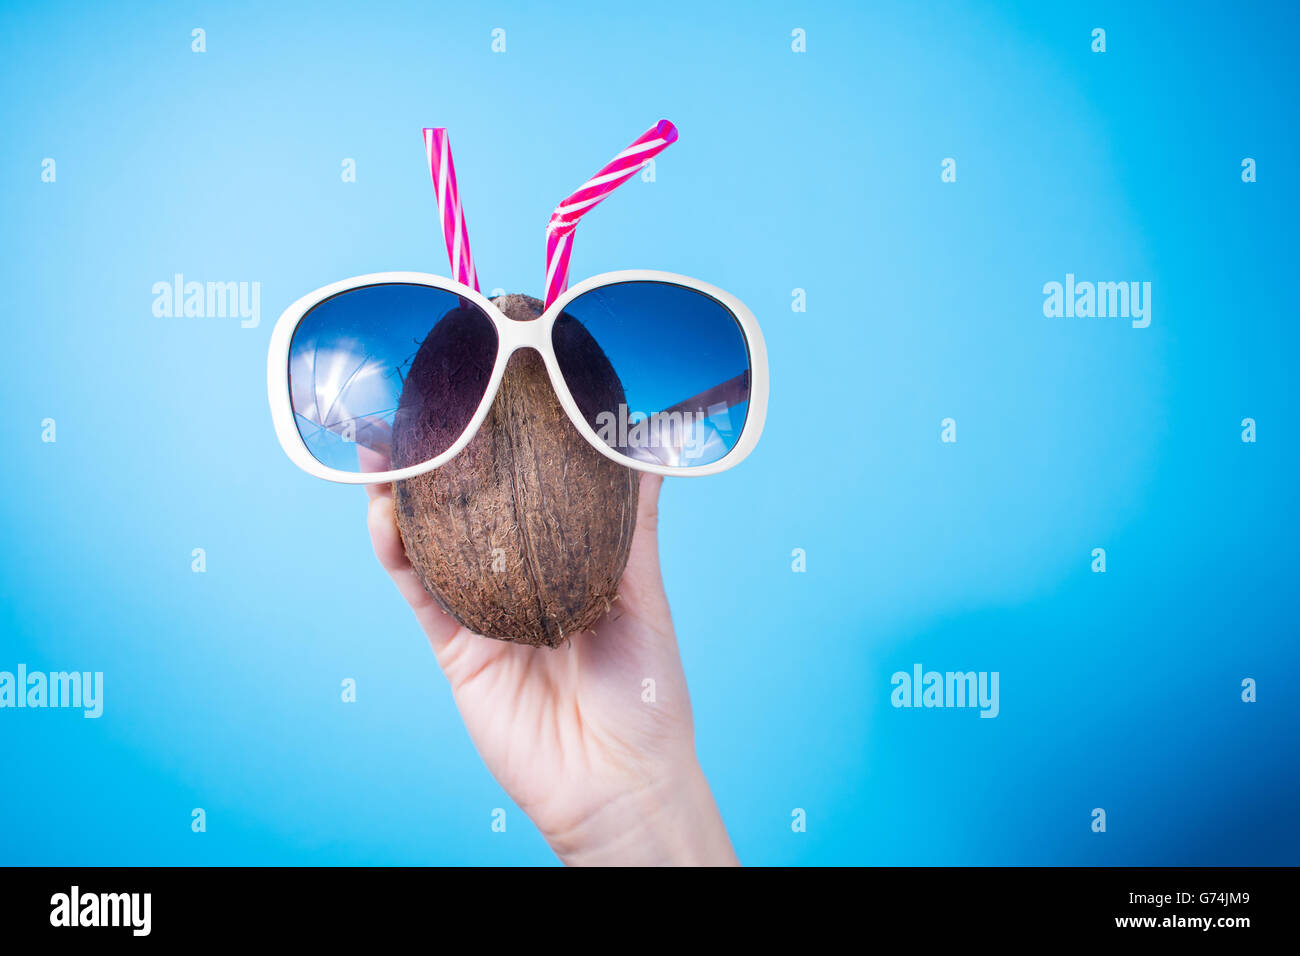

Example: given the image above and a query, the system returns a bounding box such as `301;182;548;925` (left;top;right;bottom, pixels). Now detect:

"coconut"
390;293;638;647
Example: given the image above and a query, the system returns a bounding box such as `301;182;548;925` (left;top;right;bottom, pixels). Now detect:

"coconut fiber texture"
391;293;638;647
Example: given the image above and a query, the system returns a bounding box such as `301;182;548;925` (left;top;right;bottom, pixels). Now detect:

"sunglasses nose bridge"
498;315;550;356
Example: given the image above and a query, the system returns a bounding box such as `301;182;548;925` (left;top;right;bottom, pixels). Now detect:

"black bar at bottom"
0;866;1285;940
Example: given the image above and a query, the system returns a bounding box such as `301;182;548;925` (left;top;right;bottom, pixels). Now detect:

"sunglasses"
267;269;769;483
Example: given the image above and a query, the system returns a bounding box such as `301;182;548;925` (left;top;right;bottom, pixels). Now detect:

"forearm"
547;761;739;867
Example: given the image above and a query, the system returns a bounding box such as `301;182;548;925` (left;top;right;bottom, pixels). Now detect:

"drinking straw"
544;120;678;307
422;128;479;291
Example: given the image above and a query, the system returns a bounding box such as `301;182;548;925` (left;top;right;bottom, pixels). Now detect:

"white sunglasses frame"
267;269;769;484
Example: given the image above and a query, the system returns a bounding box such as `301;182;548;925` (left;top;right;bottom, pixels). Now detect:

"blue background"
1;0;1296;865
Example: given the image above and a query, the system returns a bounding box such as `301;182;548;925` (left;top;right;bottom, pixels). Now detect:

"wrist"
546;759;738;867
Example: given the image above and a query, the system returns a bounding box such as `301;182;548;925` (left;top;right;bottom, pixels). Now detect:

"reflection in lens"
552;282;751;468
288;284;497;473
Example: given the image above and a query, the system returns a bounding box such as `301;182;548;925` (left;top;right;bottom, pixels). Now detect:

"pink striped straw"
422;127;479;291
544;119;678;307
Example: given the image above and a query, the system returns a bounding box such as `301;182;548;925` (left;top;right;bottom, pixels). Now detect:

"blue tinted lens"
288;284;498;473
552;281;750;467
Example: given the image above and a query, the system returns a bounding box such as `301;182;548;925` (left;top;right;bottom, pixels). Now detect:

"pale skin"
365;473;739;866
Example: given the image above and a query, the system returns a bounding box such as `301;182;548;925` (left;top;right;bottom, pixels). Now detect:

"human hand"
366;472;738;866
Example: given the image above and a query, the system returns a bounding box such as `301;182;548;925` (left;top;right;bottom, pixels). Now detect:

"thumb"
635;472;663;540
620;472;667;615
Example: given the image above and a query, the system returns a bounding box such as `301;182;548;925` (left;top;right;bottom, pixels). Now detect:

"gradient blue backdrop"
1;0;1296;865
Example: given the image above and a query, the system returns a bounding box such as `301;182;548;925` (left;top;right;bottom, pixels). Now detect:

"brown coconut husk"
391;293;638;647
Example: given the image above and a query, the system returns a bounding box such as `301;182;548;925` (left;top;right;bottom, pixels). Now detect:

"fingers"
367;492;410;572
355;447;391;500
367;492;460;653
